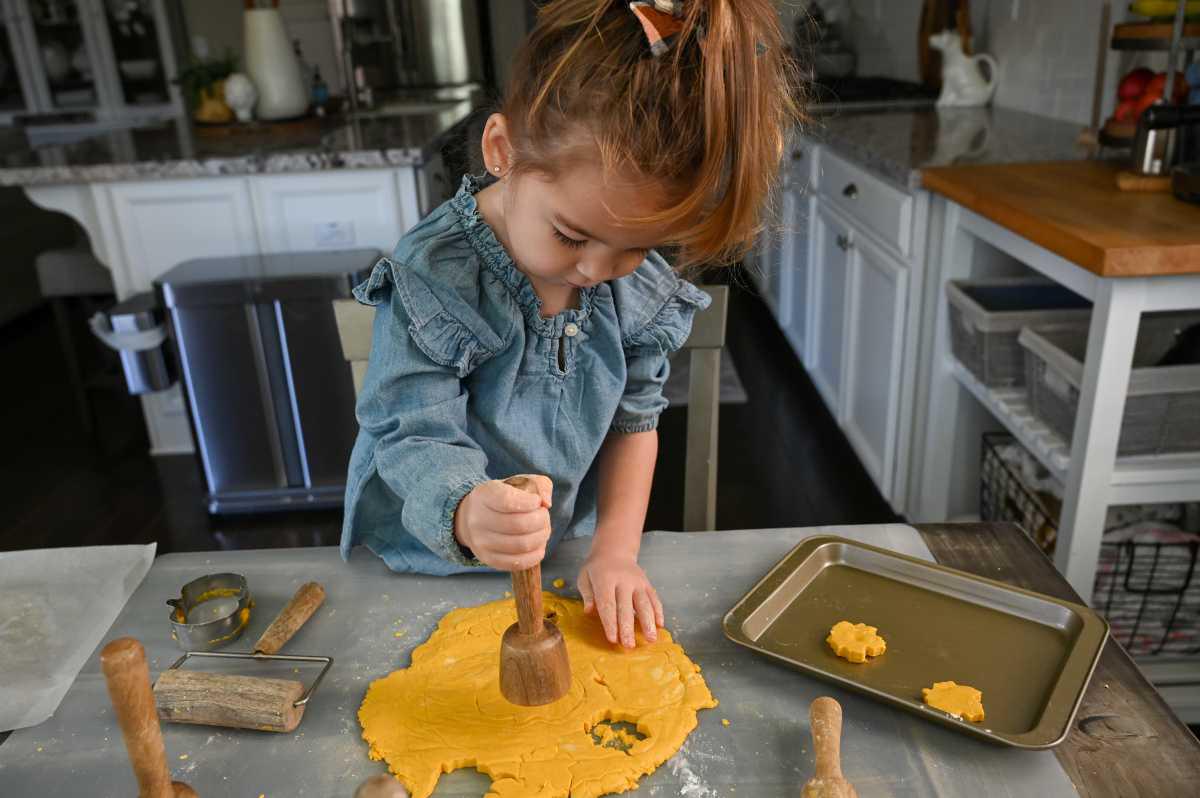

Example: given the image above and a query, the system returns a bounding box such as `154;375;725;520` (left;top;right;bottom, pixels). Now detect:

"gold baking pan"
723;536;1109;749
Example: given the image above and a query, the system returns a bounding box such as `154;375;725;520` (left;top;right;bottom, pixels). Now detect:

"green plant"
174;51;239;108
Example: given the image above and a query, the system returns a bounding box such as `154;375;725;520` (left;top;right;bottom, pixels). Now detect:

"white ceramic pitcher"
244;4;308;121
930;30;998;109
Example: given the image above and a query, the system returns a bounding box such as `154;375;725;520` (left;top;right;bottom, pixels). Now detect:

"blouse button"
564;322;579;337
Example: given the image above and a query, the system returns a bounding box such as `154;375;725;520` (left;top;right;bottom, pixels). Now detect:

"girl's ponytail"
503;0;802;268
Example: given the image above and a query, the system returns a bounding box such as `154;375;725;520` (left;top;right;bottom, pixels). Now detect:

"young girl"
341;0;796;650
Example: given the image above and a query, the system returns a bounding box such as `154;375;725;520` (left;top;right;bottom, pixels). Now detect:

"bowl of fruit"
1103;67;1191;144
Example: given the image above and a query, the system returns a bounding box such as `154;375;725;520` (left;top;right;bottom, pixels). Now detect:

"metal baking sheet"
723;535;1109;749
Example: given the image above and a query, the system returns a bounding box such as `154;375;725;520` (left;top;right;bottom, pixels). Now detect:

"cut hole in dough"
590;720;646;753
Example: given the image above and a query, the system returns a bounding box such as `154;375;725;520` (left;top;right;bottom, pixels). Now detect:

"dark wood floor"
0;273;896;555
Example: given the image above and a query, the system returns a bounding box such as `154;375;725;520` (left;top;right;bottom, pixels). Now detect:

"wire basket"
980;432;1200;657
1094;537;1200;657
979;432;1059;553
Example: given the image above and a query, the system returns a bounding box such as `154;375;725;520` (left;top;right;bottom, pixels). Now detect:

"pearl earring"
493;165;501;173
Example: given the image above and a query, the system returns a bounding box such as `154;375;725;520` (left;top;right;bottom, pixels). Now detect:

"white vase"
243;8;308;121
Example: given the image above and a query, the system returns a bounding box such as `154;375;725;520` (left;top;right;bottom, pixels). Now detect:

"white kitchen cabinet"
842;220;908;501
25;163;428;457
752;212;790;327
250;169;403;254
754;135;929;514
818;146;913;257
104;176;259;290
101;176;260;454
751;142;812;336
808;201;851;413
781;184;810;358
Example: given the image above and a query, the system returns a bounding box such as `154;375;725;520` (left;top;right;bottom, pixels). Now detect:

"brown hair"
501;0;802;269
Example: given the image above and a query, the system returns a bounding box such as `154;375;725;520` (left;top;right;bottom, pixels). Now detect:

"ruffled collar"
450;175;596;336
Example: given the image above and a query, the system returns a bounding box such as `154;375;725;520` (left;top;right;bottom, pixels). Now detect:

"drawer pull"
842;183;859;199
836;233;854;251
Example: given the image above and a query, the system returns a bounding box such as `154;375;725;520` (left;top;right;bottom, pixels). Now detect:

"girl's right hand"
453;476;553;571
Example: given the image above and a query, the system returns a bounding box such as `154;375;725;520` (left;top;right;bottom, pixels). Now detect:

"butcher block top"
921;160;1200;278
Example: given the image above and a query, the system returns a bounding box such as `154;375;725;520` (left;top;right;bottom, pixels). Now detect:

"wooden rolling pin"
154;581;326;733
354;775;409;798
100;637;199;798
154;670;306;732
802;697;858;798
498;476;571;706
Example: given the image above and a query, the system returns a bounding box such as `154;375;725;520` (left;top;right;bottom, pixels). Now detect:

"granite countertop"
0;99;483;187
806;105;1094;190
2;100;1092;194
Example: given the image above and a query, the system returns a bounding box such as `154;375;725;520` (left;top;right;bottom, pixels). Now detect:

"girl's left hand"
577;551;664;648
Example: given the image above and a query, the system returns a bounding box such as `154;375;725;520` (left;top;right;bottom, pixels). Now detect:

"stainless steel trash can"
90;292;176;395
156;249;378;514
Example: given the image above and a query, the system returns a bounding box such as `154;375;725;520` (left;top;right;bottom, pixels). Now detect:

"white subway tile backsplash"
789;0;1108;125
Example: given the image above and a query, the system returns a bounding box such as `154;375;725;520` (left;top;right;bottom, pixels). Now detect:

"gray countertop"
0;526;1076;797
0;100;482;188
806;105;1093;190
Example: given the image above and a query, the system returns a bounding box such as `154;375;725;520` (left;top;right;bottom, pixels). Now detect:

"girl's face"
479;155;673;314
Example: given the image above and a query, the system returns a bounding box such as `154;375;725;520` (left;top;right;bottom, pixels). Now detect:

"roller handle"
100;637;189;798
354;774;409;798
503;476;550;636
253;581;326;655
810;696;845;781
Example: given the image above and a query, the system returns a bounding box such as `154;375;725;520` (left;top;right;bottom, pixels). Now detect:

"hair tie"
629;1;684;57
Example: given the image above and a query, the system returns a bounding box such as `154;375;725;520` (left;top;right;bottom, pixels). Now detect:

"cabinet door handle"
842;183;859;199
836;233;854;251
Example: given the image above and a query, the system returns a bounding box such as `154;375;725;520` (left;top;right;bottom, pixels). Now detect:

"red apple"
1143;72;1168;101
1133;90;1160;121
1118;67;1155;101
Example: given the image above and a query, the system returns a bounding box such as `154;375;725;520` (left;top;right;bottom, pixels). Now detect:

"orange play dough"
826;621;887;663
922;681;985;722
358;593;717;798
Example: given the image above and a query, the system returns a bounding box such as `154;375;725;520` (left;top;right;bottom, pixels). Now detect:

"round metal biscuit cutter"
167;572;254;651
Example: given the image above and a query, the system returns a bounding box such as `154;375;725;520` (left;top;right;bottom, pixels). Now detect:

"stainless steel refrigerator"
331;0;496;107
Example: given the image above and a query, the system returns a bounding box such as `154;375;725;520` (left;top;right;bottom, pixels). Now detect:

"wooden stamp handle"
511;565;544;635
503;476;549;636
810;696;845;781
100;637;176;798
253;581;326;655
354;774;410;798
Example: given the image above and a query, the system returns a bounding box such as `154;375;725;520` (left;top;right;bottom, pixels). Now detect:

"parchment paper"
0;544;155;731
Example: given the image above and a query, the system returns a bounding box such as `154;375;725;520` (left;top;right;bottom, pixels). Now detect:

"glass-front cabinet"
1;0;181;121
1;2;36;120
104;0;173;110
29;0;102;110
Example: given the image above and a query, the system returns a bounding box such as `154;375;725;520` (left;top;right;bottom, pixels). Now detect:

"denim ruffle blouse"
340;176;711;574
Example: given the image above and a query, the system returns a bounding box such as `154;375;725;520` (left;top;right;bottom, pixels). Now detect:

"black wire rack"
981;432;1200;658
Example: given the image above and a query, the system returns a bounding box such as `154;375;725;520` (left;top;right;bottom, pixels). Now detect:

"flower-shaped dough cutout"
922;681;985;722
826;620;887;663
